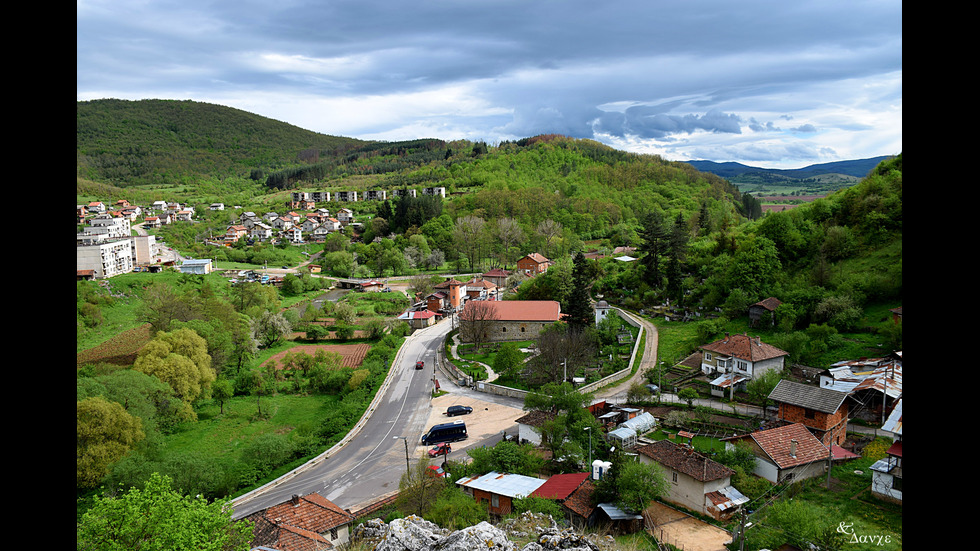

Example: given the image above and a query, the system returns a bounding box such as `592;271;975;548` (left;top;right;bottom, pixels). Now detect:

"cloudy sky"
77;0;901;169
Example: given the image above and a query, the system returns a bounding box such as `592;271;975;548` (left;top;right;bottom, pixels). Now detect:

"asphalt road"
229;318;455;519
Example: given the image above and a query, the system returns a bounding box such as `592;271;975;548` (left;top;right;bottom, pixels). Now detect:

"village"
76;191;902;551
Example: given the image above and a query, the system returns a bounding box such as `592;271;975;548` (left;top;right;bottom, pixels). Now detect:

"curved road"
229;319;454;519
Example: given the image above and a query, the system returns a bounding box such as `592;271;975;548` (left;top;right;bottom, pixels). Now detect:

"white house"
250;222;273;241
700;333;789;398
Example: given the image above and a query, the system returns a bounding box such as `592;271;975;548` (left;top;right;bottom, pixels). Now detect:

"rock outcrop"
352;513;617;551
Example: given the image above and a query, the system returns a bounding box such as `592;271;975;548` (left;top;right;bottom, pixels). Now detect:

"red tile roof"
562;480;596;519
462;300;561;322
700;333;788;362
635;440;733;482
532;472;590;500
743;423;829;469
246;493;354;542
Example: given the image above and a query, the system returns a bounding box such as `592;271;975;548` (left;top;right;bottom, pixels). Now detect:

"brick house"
767;379;849;446
722;423;829;484
516;253;551;275
455;471;546;516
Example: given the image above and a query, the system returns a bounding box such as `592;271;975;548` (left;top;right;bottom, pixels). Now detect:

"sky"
77;0;902;169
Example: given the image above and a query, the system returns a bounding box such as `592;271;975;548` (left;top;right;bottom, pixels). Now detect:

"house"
870;399;902;505
425;291;450;312
143;216;161;229
516;253;551;275
335;191;358;202
250;222;273;241
514;410;557;445
288;199;316;210
312;224;333;241
322;217;342;232
87;201;106;214
285;226;303;244
700;333;788;397
433;278;467;309
463;278;497;300
422;186;446;197
531;473;595;524
209;202;225;211
457;300;562;343
455;471;546;516
272;216;293;230
748;297;782;326
336;208;355;224
364;190;387;201
635;440;748;520
398;308;438;329
482;268;511;289
531;472;590;503
561;479;598;529
768;379;849;446
301;218;320;232
224;225;247;245
722;423;830;484
244;492;356;551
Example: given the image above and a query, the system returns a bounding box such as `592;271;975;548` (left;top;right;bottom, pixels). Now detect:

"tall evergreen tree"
637;210;669;288
664;213;689;302
564;252;594;332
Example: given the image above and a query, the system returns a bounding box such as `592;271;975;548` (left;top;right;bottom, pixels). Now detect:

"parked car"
415;361;425;370
428;442;452;457
645;384;660;394
444;405;473;417
426;465;448;478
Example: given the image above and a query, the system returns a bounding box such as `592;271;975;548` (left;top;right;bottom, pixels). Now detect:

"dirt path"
593;308;658;401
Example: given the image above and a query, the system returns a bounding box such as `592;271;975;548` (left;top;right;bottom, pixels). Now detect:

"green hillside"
76;99;368;186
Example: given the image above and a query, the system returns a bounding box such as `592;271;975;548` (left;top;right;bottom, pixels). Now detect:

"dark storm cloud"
77;0;902;167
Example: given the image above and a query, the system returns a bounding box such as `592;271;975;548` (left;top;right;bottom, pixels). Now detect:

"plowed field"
261;344;372;370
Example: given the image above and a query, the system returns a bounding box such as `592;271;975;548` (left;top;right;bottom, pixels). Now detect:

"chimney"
789;440;798;458
291;494;300;506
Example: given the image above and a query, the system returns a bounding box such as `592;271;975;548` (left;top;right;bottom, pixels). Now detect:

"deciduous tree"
77;396;145;488
76;473;253;551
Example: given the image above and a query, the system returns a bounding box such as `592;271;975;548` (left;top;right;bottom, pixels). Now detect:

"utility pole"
738;508;747;551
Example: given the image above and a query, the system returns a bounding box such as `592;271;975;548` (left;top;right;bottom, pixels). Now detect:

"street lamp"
393;436;410;474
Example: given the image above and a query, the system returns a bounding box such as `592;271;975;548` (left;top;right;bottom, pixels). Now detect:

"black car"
445;405;473;417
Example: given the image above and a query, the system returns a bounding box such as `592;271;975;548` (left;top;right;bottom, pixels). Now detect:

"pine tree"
637;210;669;288
565;252;594;332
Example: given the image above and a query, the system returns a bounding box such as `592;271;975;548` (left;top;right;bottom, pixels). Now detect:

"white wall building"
77;239;134;279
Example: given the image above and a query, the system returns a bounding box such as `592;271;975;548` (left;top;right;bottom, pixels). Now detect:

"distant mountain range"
685;156;893;187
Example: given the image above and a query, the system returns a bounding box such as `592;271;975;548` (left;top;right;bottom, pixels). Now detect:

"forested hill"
686;156;893;186
76;99;368;186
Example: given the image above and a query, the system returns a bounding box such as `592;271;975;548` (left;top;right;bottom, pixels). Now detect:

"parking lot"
421;393;524;457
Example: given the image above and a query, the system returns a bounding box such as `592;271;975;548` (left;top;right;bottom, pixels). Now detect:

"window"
491;495;499;508
804;409;816;420
330;529;338;541
672;472;678;484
